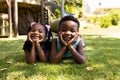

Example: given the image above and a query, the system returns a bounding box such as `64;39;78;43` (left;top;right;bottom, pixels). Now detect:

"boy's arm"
68;41;86;64
50;39;67;64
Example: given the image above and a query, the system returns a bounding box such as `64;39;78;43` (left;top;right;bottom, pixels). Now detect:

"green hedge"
87;10;120;28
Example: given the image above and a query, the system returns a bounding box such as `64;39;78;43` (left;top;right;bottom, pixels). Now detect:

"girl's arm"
68;41;86;64
24;42;36;64
50;39;67;64
35;42;47;62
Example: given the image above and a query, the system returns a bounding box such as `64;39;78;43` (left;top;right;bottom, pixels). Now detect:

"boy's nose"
66;31;71;34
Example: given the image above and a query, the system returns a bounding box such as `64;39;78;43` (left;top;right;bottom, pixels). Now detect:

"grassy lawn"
0;36;120;80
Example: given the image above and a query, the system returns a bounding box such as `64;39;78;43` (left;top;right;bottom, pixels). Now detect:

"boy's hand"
68;32;78;46
59;32;67;46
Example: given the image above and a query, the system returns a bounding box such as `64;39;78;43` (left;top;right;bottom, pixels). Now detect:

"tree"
13;0;18;37
6;0;12;38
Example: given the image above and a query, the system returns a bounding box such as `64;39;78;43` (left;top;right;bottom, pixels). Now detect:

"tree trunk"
6;0;12;38
13;0;18;37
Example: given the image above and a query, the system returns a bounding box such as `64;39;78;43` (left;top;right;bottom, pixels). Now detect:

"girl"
50;15;86;64
23;22;51;64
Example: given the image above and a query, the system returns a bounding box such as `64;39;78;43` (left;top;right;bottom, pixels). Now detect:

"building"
0;0;49;37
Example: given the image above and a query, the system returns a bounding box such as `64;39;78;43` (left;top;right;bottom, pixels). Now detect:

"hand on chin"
63;37;72;43
32;38;39;42
63;38;71;43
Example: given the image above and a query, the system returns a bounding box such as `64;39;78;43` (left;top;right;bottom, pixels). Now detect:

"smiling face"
59;20;79;43
30;23;46;42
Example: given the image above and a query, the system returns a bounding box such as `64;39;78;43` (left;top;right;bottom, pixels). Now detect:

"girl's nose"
34;30;39;34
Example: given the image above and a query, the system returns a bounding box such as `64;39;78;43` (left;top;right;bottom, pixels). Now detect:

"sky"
84;0;120;14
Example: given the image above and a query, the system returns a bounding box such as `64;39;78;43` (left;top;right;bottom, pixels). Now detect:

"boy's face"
59;20;79;43
30;24;46;42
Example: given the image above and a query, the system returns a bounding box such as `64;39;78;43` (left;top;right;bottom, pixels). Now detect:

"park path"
79;20;120;38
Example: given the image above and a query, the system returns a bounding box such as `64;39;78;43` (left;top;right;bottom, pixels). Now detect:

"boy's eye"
62;30;66;32
61;28;66;31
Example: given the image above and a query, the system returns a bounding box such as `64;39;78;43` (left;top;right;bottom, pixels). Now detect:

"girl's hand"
36;39;43;43
68;32;78;46
27;32;33;42
35;35;44;43
59;32;67;46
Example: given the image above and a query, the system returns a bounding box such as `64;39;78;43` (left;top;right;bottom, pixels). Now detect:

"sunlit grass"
0;36;120;80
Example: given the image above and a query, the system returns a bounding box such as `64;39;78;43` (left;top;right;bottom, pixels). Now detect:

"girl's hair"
27;22;48;35
23;22;53;52
58;15;80;31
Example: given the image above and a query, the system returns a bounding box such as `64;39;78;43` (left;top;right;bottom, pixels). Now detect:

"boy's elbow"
81;61;86;64
80;56;86;64
81;58;86;64
76;61;86;64
75;59;86;64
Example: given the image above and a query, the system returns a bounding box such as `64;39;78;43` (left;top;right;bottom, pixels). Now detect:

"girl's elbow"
50;59;57;64
49;57;55;64
41;59;47;63
41;58;47;63
27;61;36;65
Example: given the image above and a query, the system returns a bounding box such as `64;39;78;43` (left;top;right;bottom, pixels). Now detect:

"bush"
65;3;81;18
55;9;61;18
99;15;111;28
86;9;120;28
86;16;99;24
110;10;120;25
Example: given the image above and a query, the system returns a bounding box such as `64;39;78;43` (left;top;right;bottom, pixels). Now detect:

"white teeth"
64;37;70;41
32;35;39;39
33;35;39;37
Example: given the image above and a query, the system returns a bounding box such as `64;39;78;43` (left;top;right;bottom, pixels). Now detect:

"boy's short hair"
58;15;80;31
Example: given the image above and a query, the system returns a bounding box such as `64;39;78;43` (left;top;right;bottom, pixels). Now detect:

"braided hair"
23;22;53;52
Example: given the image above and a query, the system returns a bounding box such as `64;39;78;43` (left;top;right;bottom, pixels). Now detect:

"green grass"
0;36;120;80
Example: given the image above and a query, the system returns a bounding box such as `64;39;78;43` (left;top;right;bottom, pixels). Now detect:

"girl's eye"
39;30;42;33
30;29;42;33
31;29;35;32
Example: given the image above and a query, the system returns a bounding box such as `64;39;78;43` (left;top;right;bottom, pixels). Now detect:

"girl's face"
59;20;79;43
30;23;46;42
